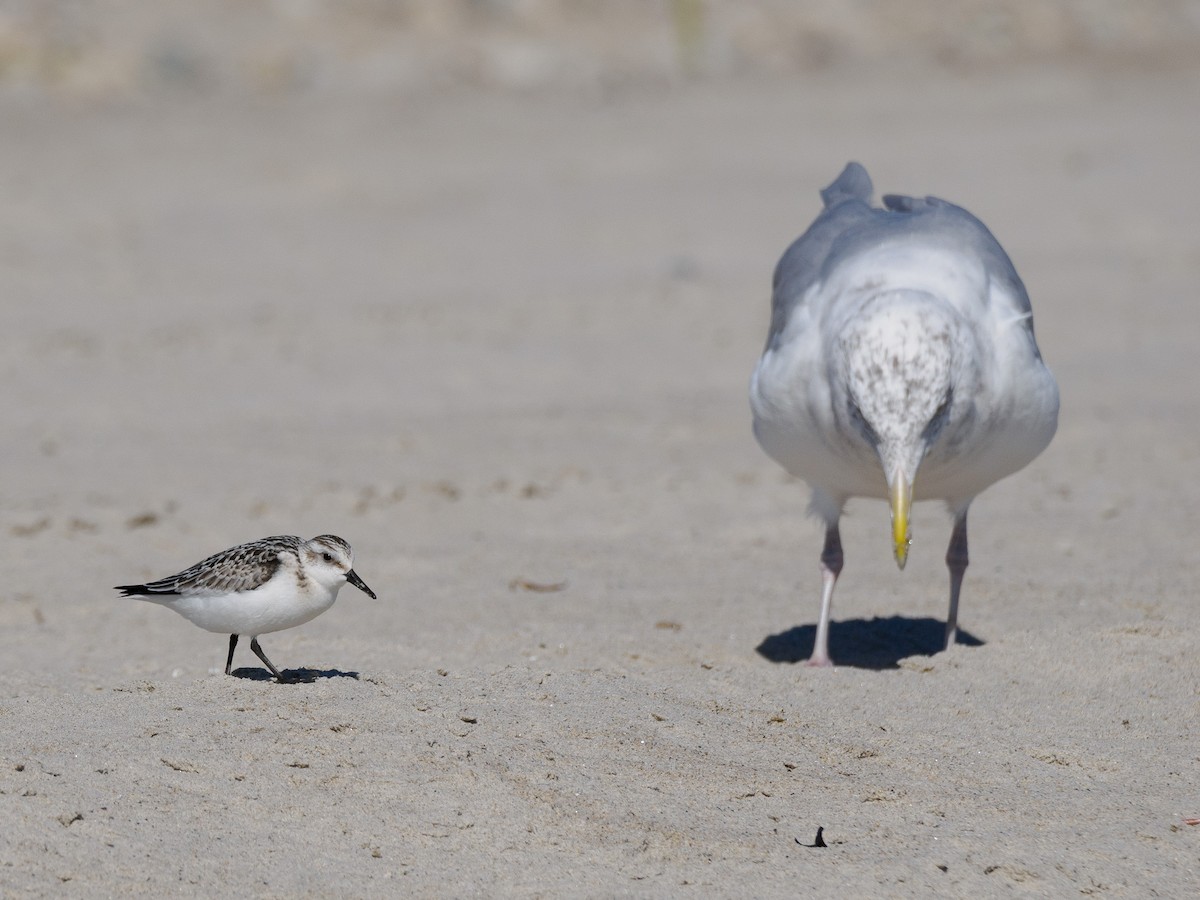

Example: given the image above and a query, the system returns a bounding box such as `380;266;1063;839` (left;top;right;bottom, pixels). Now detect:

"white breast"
149;572;342;637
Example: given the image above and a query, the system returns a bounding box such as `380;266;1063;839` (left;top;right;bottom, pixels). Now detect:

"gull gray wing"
765;163;1039;351
766;162;877;350
116;536;301;597
880;192;1033;318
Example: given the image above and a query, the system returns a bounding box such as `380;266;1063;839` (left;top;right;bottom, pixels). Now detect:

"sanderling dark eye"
322;552;334;563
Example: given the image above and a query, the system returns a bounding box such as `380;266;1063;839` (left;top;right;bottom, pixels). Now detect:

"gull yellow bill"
890;470;912;569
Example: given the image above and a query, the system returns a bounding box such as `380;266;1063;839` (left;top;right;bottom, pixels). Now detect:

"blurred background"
0;0;1197;97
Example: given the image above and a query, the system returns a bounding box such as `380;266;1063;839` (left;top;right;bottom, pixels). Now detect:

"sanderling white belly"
750;162;1058;666
116;534;376;682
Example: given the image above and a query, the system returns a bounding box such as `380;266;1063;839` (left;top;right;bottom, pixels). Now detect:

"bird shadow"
230;667;361;683
756;616;983;670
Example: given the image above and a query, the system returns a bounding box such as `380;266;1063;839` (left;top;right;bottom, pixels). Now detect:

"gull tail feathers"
820;162;873;209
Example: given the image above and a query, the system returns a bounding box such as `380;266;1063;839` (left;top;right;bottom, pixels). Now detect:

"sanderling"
116;534;377;682
750;162;1058;666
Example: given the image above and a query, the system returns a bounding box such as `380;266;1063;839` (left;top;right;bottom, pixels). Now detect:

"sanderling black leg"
225;634;239;675
249;637;287;682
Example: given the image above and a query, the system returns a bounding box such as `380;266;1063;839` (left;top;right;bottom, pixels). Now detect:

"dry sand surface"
1;64;1198;896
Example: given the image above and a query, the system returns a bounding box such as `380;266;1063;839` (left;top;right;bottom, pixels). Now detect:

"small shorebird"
116;534;376;681
750;162;1058;666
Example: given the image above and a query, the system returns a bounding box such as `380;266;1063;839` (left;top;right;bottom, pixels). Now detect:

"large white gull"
750;162;1059;667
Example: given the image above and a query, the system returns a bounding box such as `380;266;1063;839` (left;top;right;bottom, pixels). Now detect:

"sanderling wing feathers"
115;535;302;597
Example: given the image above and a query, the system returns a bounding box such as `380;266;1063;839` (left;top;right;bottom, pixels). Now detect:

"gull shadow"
231;667;361;683
756;616;984;670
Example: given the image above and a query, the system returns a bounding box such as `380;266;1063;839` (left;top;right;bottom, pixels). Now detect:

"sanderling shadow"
229;667;361;683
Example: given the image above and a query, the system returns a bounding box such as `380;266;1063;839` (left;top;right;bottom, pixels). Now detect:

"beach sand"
1;62;1198;895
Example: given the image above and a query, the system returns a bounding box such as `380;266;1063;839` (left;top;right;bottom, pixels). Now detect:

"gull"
750;162;1058;666
116;534;376;682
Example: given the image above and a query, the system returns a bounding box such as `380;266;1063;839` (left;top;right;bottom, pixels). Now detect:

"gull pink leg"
808;523;843;667
944;509;969;650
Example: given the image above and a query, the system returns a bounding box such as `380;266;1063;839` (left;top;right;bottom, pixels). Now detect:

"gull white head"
303;535;377;599
833;291;981;568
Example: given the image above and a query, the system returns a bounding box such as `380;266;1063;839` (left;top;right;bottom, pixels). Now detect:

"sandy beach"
1;9;1198;894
